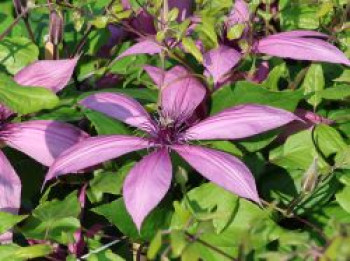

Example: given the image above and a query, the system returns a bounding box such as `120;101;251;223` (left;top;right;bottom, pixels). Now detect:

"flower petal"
124;149;172;230
203;45;242;84
265;30;328;39
228;0;250;25
0;151;21;243
45;136;151;183
160;66;207;123
80;93;157;134
143;65;165;87
116;38;162;60
173;145;259;203
14;58;78;93
2;120;88;166
184;104;299;140
256;35;350;66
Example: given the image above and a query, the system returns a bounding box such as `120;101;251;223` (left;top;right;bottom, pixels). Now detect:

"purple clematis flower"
46;66;299;230
0;58;87;242
203;0;350;86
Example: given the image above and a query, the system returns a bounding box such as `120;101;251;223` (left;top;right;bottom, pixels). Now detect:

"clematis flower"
0;58;87;242
205;0;350;85
46;66;299;230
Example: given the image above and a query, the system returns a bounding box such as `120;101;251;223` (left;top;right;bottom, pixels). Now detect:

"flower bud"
301;157;319;194
49;10;64;45
13;0;27;17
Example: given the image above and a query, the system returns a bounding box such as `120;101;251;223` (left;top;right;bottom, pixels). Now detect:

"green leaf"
227;24;245;40
210;81;304;114
88;162;134;202
0;212;27;235
263;62;288;91
270;129;326;171
336;186;350;213
0;244;52;261
186;183;239;233
21;192;81;244
147;231;162;259
32;192;81;222
320;84;350;100
0;74;59;114
280;5;319;30
314;124;347;157
182;37;203;63
92;198;171;241
0;37;39;75
302;64;325;108
84;110;130;135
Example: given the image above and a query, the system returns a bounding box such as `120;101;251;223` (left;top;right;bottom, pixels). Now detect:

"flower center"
153;114;187;146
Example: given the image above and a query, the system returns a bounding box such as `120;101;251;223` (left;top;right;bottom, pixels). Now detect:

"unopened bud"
13;0;27;17
302;157;319;193
49;10;64;45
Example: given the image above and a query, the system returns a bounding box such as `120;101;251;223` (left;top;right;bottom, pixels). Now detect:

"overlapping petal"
14;58;78;93
173;145;259;203
80;93;157;134
228;0;250;26
203;45;242;84
123;149;172;230
0;150;21;243
144;65;165;87
184;104;299;141
116;38;162;60
2;120;89;166
160;66;207;123
45;136;151;183
256;34;350;66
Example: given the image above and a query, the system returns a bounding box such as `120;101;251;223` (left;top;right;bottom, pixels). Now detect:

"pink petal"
160;66;207;123
265;30;328;39
80;93;157;135
14;58;78;93
203;45;242;84
143;65;165;87
2;120;89;166
168;0;193;21
45;136;151;183
228;0;250;26
173;145;260;203
116;38;162;60
0;151;21;243
124;149;172;230
252;61;269;83
256;35;350;66
184;104;299;141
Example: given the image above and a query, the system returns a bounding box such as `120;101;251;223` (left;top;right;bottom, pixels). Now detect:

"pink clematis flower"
46;66;299;230
0;58;88;243
203;0;350;86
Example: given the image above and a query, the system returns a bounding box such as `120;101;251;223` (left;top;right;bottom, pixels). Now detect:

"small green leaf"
0;37;39;75
0;74;59;114
336;186;350;213
147;231;162;259
84;110;129;135
302;64;325;108
182;37;203;63
227;24;246;40
0;212;27;235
